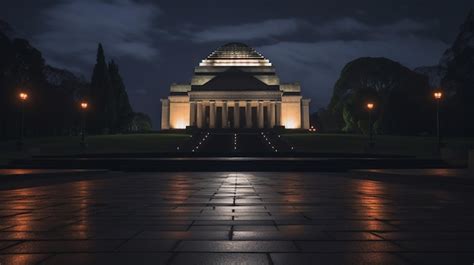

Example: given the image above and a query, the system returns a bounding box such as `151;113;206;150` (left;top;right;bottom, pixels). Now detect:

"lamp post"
17;92;28;150
433;91;443;150
366;102;375;148
80;101;88;148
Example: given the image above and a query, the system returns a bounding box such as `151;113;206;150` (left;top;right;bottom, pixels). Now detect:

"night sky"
1;0;473;127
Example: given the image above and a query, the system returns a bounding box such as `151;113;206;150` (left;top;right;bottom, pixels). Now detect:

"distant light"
19;92;28;101
434;91;443;100
80;102;88;110
367;103;375;110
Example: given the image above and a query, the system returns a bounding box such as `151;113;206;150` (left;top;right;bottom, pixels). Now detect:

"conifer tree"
108;60;133;132
90;43;113;133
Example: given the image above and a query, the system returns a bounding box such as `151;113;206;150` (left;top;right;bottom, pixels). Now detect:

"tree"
129;112;152;132
108;60;133;132
90;43;114;133
328;57;433;135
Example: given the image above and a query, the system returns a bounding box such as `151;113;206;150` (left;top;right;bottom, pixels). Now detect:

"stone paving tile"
117;239;177;252
188;225;231;231
296;241;402;252
193;220;275;226
374;231;474;240
38;253;171;265
270;253;409;265
326;231;384;240
136;231;229;240
232;230;329;240
233;226;277;231
394;240;474;252
2;223;67;232
400;252;474;265
0;254;50;265
2;240;123;253
176;241;298;252
170;253;269;265
0;241;20;251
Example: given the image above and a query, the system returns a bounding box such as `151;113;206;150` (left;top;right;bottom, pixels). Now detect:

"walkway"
0;171;473;264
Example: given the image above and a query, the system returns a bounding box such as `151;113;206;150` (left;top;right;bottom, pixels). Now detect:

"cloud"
187;18;304;43
258;36;448;109
186;16;433;44
34;0;160;73
314;17;431;39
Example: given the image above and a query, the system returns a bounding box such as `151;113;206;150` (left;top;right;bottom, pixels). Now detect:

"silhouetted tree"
129;112;152;132
328;57;433;135
90;43;114;133
108;60;133;132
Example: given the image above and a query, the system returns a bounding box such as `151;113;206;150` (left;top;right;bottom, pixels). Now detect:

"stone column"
209;101;216;129
275;101;282;126
269;101;276;128
246;101;252;128
189;101;196;126
233;101;240;128
160;99;170;130
222;101;228;128
257;101;264;129
302;99;311;129
196;101;203;128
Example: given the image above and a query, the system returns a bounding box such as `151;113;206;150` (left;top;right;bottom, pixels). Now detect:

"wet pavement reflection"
0;172;473;264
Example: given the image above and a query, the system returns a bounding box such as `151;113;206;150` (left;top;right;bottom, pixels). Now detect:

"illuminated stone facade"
161;43;311;130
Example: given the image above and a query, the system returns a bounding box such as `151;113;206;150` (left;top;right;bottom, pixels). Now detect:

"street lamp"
80;101;88;148
433;91;443;149
366;102;375;148
17;92;28;150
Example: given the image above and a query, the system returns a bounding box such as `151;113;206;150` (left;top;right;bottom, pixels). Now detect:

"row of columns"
191;100;281;129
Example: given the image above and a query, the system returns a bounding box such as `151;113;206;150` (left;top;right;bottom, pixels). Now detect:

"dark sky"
1;0;473;128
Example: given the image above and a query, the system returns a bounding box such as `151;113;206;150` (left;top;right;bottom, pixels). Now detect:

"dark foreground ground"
0;171;473;265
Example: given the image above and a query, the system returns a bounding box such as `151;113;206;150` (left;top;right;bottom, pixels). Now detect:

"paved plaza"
0;171;473;264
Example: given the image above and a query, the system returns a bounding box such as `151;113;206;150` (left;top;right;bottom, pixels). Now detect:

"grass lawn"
0;133;189;165
283;133;474;158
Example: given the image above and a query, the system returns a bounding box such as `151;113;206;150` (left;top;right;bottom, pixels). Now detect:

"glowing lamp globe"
19;92;28;101
80;102;88;110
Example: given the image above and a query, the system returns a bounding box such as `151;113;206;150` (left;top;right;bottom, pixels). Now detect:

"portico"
187;99;280;129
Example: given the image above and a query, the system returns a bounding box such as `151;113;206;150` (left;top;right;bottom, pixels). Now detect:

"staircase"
186;131;294;155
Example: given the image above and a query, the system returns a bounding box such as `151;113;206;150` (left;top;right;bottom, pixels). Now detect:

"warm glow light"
367;103;375;110
281;102;302;129
200;59;272;67
308;125;317;132
169;102;190;129
19;92;28;101
434;91;443;100
282;119;298;129
80;102;88;110
172;120;188;129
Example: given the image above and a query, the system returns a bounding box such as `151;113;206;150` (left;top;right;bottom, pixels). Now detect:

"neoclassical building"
161;43;311;130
